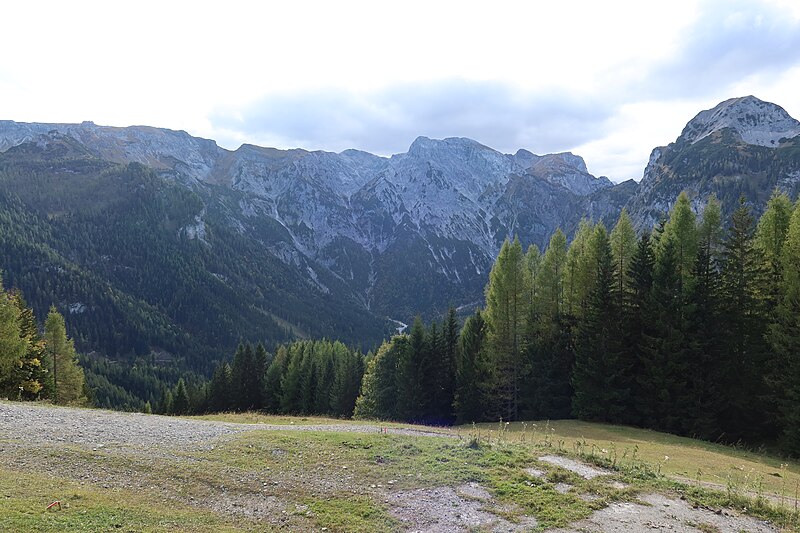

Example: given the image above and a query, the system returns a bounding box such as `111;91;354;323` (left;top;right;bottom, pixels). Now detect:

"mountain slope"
627;96;800;228
2;95;798;388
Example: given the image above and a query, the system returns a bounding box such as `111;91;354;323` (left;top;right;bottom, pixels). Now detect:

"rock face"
627;96;800;230
0;122;626;322
680;96;800;147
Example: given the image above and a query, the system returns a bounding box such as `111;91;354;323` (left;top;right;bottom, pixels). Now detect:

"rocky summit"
0;95;798;364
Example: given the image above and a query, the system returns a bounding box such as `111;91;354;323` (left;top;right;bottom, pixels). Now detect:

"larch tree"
610;208;637;308
484;237;526;421
0;284;27;397
43;306;85;405
572;224;628;421
661;191;698;302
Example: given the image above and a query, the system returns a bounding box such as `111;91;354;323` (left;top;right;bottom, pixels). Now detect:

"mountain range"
1;95;799;373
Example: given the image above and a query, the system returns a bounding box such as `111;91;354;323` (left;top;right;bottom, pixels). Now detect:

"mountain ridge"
1;95;799;376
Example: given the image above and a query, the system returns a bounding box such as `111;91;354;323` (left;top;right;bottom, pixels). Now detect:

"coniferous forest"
3;190;800;456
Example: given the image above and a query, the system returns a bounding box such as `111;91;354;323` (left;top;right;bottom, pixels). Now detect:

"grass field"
465;419;800;504
2;406;799;532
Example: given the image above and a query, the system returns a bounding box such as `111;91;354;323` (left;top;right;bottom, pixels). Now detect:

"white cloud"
1;0;799;181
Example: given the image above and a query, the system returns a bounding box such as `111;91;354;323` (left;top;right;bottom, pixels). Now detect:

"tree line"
153;339;365;419
355;190;800;455
0;276;86;404
5;189;800;456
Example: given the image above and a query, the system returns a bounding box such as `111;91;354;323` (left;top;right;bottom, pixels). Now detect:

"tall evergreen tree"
719;198;770;440
208;362;232;412
661;191;698;302
484;237;526;420
397;317;434;422
172;377;190;415
354;336;405;420
43;306;85;405
572;225;628;421
563;219;596;319
621;232;655;424
263;345;289;412
0;279;26;389
769;200;800;453
637;235;689;432
538;229;568;319
453;309;488;423
610;208;637;308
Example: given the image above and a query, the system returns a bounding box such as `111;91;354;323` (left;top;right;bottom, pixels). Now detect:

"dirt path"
0;402;785;532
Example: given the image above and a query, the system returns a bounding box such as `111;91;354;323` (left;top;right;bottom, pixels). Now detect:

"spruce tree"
719;198;770;440
397;317;433;422
172;378;190;415
354;337;405;420
208;362;232;412
620;232;655;424
769;200;800;453
636;234;688;431
454;309;488;423
572;225;628;421
263;345;289;412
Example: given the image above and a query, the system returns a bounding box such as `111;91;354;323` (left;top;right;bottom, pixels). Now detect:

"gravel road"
0;402;451;452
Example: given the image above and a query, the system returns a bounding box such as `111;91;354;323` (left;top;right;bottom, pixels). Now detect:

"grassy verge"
0;465;243;532
465;420;800;502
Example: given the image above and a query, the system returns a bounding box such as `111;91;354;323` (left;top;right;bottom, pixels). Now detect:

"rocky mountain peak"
679;95;800;147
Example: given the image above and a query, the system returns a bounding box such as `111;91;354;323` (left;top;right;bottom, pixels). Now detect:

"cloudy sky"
2;0;799;181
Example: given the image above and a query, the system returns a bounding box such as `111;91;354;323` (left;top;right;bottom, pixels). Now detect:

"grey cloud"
210;79;616;156
639;0;800;99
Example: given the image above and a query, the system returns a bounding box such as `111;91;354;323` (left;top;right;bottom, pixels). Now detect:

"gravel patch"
538;455;612;479
547;493;779;532
387;485;538;532
525;467;546;478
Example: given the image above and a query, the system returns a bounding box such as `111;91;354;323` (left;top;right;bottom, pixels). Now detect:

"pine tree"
685;234;724;440
231;343;260;411
441;307;459;421
44;307;85;405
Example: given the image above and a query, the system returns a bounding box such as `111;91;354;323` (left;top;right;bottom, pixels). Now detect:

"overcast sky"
2;0;799;181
